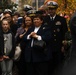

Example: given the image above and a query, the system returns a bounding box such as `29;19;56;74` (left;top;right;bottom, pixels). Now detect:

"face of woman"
25;17;32;26
33;17;43;27
2;20;10;31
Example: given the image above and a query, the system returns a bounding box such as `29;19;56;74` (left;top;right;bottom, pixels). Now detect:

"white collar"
34;26;41;33
50;15;56;20
35;26;41;29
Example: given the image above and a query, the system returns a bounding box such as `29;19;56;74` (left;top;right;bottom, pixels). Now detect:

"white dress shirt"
27;26;42;40
50;15;56;20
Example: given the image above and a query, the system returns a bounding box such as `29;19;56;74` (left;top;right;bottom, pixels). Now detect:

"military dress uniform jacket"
70;12;76;56
23;25;52;62
47;15;68;52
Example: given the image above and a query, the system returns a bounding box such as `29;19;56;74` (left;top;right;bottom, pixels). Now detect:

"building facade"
32;0;44;9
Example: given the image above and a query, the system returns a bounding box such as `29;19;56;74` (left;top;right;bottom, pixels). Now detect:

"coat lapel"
36;25;43;35
30;26;35;32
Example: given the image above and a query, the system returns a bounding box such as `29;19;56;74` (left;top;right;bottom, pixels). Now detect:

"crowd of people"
0;1;75;75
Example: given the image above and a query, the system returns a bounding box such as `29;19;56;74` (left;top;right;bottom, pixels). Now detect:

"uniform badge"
56;21;61;25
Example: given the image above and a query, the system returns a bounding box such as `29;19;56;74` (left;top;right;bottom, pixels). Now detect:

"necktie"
51;17;53;21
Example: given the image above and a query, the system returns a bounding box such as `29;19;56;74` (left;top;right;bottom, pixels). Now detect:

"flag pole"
36;0;38;10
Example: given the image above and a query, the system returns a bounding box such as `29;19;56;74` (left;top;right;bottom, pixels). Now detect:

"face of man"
4;13;12;22
48;8;57;17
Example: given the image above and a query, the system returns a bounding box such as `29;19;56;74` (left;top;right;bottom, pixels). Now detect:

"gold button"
54;39;56;41
54;35;56;36
54;30;55;32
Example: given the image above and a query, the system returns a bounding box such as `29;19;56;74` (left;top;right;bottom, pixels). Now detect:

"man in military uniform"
46;1;68;75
